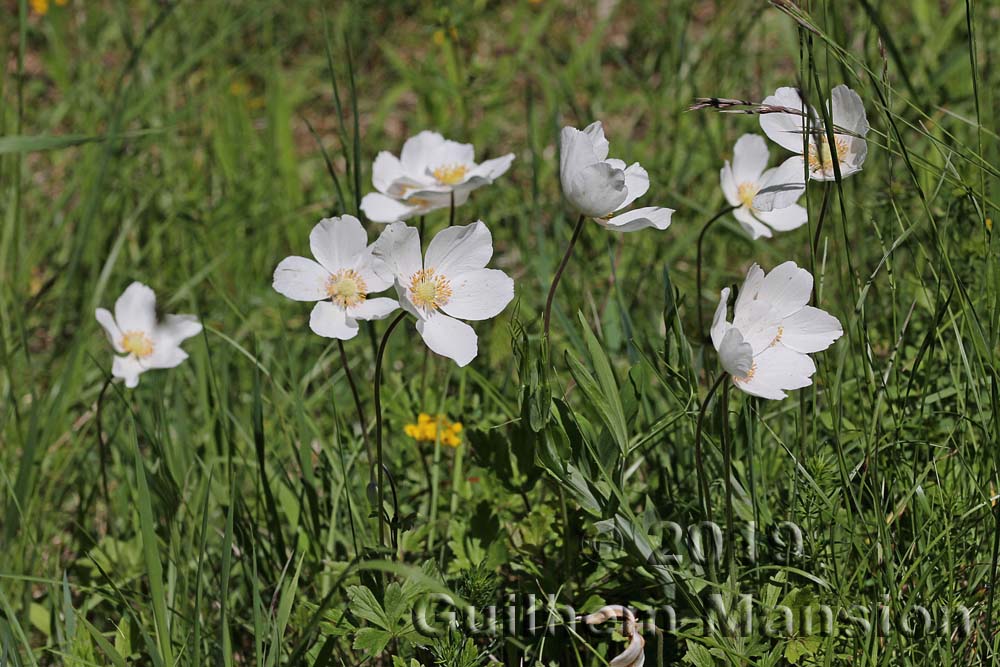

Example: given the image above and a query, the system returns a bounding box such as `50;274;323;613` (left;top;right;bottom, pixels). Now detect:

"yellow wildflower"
31;0;49;15
404;413;463;447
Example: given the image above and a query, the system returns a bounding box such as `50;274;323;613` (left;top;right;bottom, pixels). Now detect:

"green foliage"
1;0;998;665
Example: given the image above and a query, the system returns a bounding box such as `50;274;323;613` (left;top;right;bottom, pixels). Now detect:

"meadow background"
1;0;999;665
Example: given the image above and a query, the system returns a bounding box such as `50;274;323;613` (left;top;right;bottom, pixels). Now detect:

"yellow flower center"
808;136;849;174
326;269;367;308
408;268;452;310
432;164;469;185
737;182;758;209
121;331;154;358
734;362;757;383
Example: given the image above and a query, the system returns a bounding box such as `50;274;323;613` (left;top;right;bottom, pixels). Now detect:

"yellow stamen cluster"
326;269;368;308
736;182;758;209
808;136;849;174
409;268;452;310
432;163;469;185
404;413;463;447
770;326;784;347
121;331;154;358
735;362;757;383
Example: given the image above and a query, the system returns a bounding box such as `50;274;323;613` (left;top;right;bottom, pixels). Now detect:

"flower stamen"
326;269;368;308
737;182;758;209
409;268;452;311
808;136;850;174
734;362;757;383
121;331;154;358
432;163;469;185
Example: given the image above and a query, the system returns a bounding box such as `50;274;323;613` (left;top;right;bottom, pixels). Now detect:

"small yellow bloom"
31;0;49;15
432;29;446;46
404;413;463;447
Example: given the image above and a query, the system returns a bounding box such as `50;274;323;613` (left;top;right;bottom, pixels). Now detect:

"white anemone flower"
373;220;514;367
95;282;202;388
711;262;843;400
559;121;674;232
720;134;807;240
755;85;869;210
580;606;645;667
272;215;399;340
360;130;515;223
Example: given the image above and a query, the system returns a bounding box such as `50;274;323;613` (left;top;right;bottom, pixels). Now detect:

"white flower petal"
114;282;156;333
416;313;478;367
440;268;514;321
361;192;419;223
565;162;627;218
733;346;816;400
614;162;650;211
112;355;145;388
155;314;202;348
372;222;423;282
272;256;329;302
95;307;124;352
752;156;806;212
352;249;394;294
144;345;189;371
719;162;739;206
731;134;769;184
309;301;359;340
780;305;843;353
428;139;475;173
733;206;773;239
719;328;753;378
710;287;732;350
829;85;869;137
759;87;811;154
734;263;766;313
731;299;782;354
348;297;399;321
425;220;493;276
755;261;812;319
371;151;407;194
400;130;446;175
310;216;368;274
598;206;674;233
754;204;808;232
469;153;515;181
582;121;610;161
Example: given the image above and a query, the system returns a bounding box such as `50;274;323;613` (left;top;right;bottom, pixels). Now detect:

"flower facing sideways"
404;413;463;447
559;121;674;232
755;85;869;210
95;282;202;388
360;130;515;223
711;262;843;400
721;134;807;240
272;215;399;340
373;220;514;367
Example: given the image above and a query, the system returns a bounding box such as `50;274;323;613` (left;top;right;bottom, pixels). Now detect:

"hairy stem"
543;214;586;338
695;372;728;523
373;311;407;548
696;205;736;342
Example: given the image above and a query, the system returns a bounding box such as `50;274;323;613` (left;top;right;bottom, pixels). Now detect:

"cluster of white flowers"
95;84;862;400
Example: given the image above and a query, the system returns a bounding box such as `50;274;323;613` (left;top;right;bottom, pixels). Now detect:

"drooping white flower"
95;282;202;388
720;134;807;240
360;130;515;223
711;262;843;400
559;121;674;232
580;606;645;667
373;220;514;367
755;85;869;210
272;215;399;340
